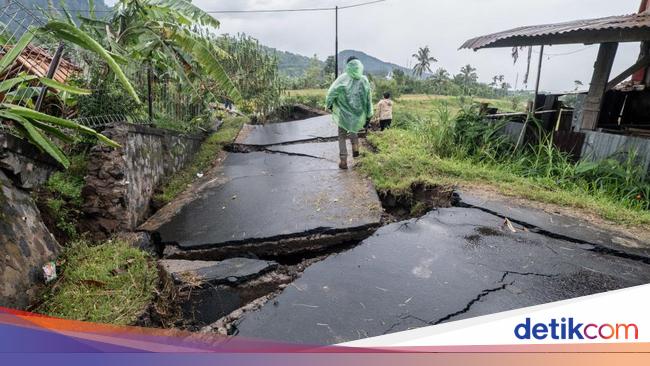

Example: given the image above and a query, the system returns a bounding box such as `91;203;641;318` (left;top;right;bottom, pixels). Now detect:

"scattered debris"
42;262;57;283
503;218;517;233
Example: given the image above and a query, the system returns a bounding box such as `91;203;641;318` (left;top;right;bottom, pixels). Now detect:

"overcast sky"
109;0;644;92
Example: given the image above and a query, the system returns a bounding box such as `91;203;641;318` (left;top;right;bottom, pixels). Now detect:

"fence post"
147;64;153;122
35;41;65;112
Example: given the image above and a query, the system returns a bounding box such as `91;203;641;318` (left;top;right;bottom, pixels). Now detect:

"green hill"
337;50;412;77
265;47;411;78
262;46;324;78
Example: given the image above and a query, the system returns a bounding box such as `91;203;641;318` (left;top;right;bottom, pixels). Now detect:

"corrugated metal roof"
461;12;650;50
0;44;80;83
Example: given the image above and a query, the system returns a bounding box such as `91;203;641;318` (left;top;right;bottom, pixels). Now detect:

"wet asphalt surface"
156;142;382;249
151;116;650;345
235;115;337;146
234;207;650;344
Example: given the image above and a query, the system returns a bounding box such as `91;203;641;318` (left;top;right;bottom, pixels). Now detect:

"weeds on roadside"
42;153;88;239
154;116;249;204
37;240;157;325
359;98;650;225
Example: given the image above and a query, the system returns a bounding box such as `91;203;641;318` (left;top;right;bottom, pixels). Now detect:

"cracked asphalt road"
233;207;650;344
155;119;382;256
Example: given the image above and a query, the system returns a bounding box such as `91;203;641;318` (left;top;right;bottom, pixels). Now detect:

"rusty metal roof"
0;44;80;83
461;12;650;50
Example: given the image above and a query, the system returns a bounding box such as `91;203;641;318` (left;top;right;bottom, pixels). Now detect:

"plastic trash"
325;59;373;133
43;261;57;283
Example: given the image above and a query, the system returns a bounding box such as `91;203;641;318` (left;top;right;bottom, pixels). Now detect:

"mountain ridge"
264;47;413;78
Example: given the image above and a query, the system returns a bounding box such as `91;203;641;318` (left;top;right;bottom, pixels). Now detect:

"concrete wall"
82;123;205;238
0;133;60;309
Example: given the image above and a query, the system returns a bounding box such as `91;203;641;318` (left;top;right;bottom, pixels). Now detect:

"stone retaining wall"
82;123;205;238
0;133;60;308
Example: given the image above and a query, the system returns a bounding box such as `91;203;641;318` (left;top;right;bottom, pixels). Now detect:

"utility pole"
334;6;339;78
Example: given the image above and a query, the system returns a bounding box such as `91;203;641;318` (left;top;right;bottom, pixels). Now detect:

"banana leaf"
41;21;140;104
0;29;35;74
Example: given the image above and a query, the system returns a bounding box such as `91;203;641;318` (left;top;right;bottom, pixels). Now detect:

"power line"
33;0;387;14
532;45;595;58
204;0;386;13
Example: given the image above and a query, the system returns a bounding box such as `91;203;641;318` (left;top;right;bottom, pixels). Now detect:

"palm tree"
412;46;437;78
431;68;450;84
491;75;504;88
459;64;477;94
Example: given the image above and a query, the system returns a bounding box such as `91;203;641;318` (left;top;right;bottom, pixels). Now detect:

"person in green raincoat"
326;56;373;169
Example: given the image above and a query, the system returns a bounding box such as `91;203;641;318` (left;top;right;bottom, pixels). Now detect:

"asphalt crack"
430;282;512;325
499;270;558;282
228;136;340;152
261;148;329;161
382;281;514;335
456;201;650;265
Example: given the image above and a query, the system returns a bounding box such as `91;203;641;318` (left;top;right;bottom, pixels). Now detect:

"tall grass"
399;102;650;212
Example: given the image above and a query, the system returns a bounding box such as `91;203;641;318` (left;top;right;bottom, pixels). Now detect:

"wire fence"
0;0;207;135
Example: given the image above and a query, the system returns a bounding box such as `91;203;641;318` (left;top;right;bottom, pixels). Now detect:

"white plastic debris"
504;218;517;233
43;261;57;283
197;173;204;178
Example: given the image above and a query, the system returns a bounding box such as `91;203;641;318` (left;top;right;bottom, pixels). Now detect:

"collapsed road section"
231;206;650;344
139;115;650;342
138;117;383;327
152;146;382;259
145;115;382;261
234;115;339;148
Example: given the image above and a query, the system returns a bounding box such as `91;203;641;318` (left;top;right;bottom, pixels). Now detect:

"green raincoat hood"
346;59;364;79
325;60;373;133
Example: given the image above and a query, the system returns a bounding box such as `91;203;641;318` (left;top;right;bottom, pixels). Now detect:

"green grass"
38;240;157;325
359;101;650;228
42;153;88;238
155;115;249;204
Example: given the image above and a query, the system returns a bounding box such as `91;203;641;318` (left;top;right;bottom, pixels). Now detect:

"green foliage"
43;153;87;238
358;97;650;226
98;0;240;103
77;68;145;118
369;63;531;102
214;34;283;115
0;22;122;168
37;239;157;325
155;116;248;204
43;21;141;103
282;91;327;111
412;46;437;78
372;78;402;101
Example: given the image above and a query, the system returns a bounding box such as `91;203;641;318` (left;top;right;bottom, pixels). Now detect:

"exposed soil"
377;182;457;221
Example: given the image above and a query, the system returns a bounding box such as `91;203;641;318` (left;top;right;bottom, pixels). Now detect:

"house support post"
579;42;618;130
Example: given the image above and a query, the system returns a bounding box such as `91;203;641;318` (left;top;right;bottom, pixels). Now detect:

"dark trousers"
380;119;392;131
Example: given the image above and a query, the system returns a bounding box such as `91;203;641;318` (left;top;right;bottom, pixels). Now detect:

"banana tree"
0;26;128;168
95;0;241;103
